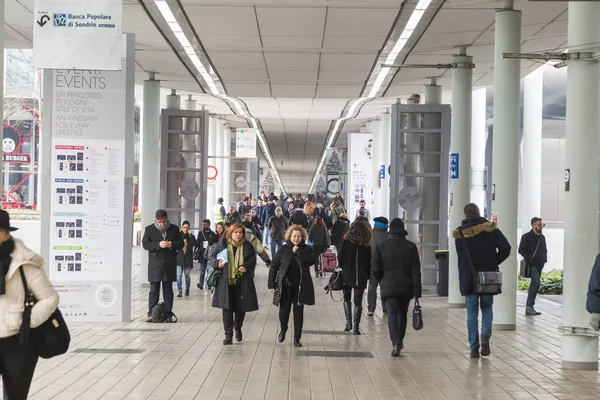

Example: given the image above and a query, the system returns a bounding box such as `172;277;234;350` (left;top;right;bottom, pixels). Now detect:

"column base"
562;360;598;370
140;283;150;288
448;302;466;308
492;323;516;330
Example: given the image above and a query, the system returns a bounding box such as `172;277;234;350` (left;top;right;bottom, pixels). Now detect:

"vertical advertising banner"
47;37;133;322
325;148;344;173
348;133;373;219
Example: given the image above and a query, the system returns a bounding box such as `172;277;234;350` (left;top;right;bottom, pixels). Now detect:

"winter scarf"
227;238;245;286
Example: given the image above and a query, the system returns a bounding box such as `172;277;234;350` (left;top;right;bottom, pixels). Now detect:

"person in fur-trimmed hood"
452;203;511;359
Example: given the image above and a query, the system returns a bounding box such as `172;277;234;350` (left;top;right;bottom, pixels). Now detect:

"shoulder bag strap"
18;266;34;345
530;236;541;264
457;228;478;276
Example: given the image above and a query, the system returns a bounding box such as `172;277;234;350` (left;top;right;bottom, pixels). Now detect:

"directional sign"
37;15;50;27
450;153;459;179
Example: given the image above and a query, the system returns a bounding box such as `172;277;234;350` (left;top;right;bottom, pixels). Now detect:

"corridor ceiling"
5;0;568;193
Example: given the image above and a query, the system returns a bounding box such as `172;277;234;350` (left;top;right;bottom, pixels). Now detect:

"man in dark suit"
142;209;183;321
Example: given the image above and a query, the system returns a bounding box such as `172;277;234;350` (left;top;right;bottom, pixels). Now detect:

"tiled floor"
23;247;600;399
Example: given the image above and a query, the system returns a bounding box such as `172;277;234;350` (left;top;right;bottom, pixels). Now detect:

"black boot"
343;302;352;332
278;329;287;343
353;306;362;335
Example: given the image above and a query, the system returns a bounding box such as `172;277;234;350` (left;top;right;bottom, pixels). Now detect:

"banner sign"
47;38;131;322
348;134;373;218
326;174;339;198
33;0;123;70
235;128;257;158
450;153;459;179
325;148;344;173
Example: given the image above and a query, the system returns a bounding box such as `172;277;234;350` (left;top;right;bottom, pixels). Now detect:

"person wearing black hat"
367;217;389;316
0;210;59;398
372;218;422;356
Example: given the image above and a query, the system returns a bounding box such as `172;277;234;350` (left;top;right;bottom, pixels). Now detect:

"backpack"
151;302;177;323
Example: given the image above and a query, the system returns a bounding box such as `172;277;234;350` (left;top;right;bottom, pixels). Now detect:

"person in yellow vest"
213;197;226;224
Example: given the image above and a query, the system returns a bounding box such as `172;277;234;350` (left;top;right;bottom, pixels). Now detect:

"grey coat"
210;239;259;312
142;224;184;282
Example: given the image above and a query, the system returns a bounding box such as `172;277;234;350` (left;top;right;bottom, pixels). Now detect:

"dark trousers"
279;285;304;340
367;273;386;313
223;285;246;336
343;287;365;307
385;297;411;346
0;335;38;400
527;265;542;307
148;281;174;316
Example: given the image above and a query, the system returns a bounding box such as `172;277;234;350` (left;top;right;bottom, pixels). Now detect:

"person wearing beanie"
267;207;289;259
367;217;389;316
372;218;422;356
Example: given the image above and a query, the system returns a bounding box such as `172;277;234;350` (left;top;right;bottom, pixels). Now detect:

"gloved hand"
590;313;600;331
265;259;271;268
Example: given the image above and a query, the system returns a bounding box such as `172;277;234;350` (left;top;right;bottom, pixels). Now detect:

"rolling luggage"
320;252;337;274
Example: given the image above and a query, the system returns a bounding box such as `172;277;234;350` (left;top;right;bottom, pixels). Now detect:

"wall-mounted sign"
235;128;257;158
564;169;570;192
348;133;373;218
326;148;344;173
450;153;459;179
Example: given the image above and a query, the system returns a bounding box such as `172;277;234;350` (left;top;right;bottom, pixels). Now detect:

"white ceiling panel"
272;84;317;98
256;7;326;37
261;36;323;49
316;85;363;98
264;53;320;71
426;9;494;35
319;54;377;72
226;83;272;97
325;8;399;37
207;52;266;70
184;6;260;36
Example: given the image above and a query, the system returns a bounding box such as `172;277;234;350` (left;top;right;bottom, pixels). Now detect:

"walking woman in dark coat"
308;215;330;276
372;218;422;356
210;223;258;345
268;225;316;347
338;222;372;334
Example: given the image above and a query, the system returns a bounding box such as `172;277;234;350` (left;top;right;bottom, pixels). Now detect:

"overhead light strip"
308;0;433;193
153;0;286;194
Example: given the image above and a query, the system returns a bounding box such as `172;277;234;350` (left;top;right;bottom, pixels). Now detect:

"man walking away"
197;219;214;290
368;217;389;316
453;203;511;359
518;217;547;316
142;209;184;321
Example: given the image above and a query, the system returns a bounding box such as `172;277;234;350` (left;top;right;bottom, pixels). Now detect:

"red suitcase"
320;252;337;274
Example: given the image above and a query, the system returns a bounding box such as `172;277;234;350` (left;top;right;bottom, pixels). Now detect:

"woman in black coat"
268;225;316;347
308;215;330;276
176;220;197;297
331;213;350;251
372;218;422;356
338;222;371;334
210;223;258;345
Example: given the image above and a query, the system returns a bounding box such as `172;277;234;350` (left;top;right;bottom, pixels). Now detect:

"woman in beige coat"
0;210;59;398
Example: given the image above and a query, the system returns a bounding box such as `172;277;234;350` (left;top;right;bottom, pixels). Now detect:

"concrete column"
521;68;543;230
491;1;521;330
182;95;197;228
222;122;231;208
215;119;224;210
471;88;487;210
206;117;218;223
370;119;382;219
139;73;160;284
378;111;392;219
425;77;442;105
166;90;182;226
448;46;473;307
562;1;600;370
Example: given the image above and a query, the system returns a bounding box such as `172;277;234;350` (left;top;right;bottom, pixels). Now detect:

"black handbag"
458;228;503;295
18;267;70;359
324;268;344;302
412;299;423;330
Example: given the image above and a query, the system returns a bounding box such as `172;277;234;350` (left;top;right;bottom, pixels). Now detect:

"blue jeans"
465;294;494;350
270;239;284;259
198;261;207;287
526;266;542;307
177;265;191;293
263;227;271;246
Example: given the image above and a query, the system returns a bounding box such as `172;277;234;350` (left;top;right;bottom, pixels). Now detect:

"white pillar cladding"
370;119;382;219
448;46;473;307
425;77;442;105
521;68;543;230
562;1;600;370
222;122;232;208
206;117;218;223
166;90;182;227
378;111;392;219
139;72;161;284
215;118;224;211
182;95;197;228
471;88;487;211
491;0;521;330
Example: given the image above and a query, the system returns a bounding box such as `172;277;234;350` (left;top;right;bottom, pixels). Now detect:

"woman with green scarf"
210;223;258;345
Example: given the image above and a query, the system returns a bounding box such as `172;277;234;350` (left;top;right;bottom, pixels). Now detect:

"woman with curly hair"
338;222;372;334
268;225;316;347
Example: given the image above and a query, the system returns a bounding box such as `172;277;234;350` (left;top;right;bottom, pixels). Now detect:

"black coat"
587;254;600;313
452;216;511;296
338;238;372;289
289;211;309;230
331;217;350;250
518;230;547;268
268;242;316;306
142;224;184;282
176;232;197;268
210;239;258;312
372;234;422;300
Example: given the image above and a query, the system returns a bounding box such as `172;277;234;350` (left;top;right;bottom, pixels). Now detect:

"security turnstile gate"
390;104;451;294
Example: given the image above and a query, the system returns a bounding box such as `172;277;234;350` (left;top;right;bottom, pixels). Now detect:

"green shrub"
518;269;563;295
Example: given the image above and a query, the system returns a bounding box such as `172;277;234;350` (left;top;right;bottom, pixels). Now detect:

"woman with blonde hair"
338;222;372;334
268;225;316;347
211;223;257;345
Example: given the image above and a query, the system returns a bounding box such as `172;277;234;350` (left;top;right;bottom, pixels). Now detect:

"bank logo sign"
33;0;123;70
